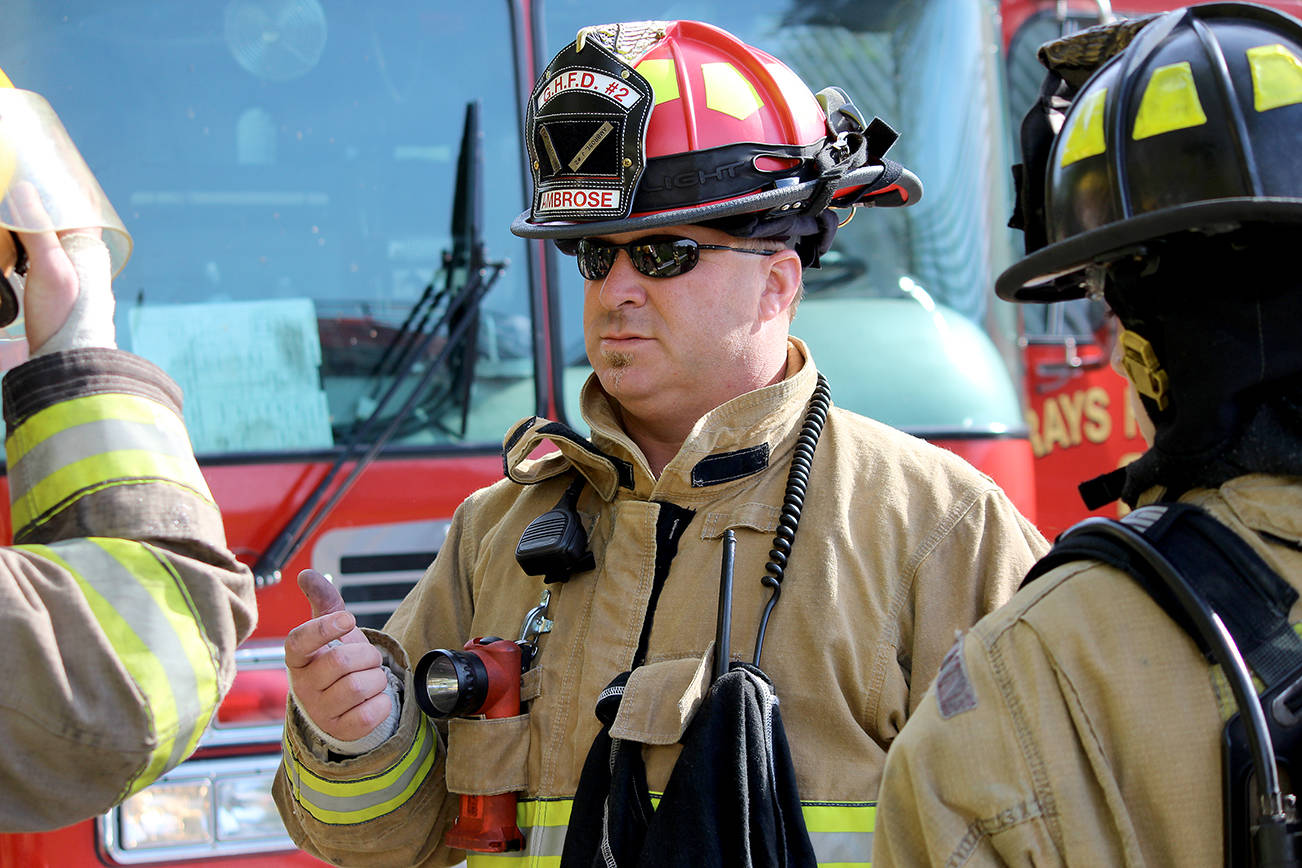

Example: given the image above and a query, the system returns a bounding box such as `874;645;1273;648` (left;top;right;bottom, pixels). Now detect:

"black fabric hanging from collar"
560;664;816;868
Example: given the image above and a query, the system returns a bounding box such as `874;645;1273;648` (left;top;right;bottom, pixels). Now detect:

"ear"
758;248;803;322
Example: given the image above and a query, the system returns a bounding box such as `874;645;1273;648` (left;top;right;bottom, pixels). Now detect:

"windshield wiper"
253;100;502;586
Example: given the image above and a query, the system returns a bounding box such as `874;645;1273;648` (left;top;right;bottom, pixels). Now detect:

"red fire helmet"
510;20;922;262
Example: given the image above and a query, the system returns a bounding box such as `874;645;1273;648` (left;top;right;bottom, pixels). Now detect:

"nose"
592;249;647;309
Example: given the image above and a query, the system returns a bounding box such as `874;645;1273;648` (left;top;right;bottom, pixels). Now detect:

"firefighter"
273;20;1046;866
874;4;1302;866
0;70;257;831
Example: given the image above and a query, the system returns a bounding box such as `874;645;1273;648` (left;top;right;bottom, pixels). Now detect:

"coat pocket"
445;713;530;796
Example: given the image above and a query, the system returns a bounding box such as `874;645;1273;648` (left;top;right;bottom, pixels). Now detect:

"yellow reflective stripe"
804;801;875;866
12;452;214;532
102;538;220;787
703;62;764;121
468;854;557;867
1210;622;1302;721
518;797;572;828
1132;61;1207;140
1247;43;1302;112
467;797;874;866
7;392;190;466
803;801;875;834
285;717;438;824
7;392;214;534
19;538;220;793
636;58;679;105
1060;87;1108;166
466;799;570;867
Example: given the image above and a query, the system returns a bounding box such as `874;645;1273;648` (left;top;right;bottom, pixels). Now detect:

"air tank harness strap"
1022;502;1302;868
1023;502;1302;685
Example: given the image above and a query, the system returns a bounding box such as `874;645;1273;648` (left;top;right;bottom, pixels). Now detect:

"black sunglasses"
572;235;776;280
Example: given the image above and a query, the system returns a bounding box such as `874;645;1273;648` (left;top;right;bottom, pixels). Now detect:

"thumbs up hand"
285;569;393;742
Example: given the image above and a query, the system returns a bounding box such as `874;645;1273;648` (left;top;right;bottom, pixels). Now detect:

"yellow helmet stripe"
703;62;764;121
1247;43;1302;112
1132;61;1208;141
1060;87;1109;167
636;58;680;106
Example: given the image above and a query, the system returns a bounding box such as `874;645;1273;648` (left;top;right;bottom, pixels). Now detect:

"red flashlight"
413;636;526;853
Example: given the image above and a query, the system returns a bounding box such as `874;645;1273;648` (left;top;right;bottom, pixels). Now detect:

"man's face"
581;223;791;428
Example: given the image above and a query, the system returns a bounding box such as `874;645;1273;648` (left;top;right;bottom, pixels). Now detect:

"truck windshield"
0;2;533;455
543;0;1027;437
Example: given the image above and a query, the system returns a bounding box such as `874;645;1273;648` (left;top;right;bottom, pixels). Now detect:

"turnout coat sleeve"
0;348;257;832
274;482;487;868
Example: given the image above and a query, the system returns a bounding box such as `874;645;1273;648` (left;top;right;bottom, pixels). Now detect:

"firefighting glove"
29;231;116;356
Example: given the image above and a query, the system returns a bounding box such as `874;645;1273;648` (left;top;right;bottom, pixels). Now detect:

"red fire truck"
1;0;1290;865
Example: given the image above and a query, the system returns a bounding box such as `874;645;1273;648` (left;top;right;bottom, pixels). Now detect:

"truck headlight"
118;780;213;850
101;754;296;863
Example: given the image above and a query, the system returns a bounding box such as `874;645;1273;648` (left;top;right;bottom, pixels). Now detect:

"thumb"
298;568;346;619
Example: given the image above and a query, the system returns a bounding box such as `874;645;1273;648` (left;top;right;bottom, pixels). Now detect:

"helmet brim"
995;198;1302;303
511;162;922;239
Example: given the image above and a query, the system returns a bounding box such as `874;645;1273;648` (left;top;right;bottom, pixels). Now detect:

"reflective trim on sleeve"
7;393;214;533
464;797;875;867
283;716;438;825
19;537;222;794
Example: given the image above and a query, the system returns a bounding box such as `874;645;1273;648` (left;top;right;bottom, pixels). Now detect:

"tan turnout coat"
874;474;1302;867
275;339;1047;867
1;348;256;831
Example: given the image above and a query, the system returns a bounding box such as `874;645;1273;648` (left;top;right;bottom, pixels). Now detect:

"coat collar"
1192;474;1302;549
502;338;821;502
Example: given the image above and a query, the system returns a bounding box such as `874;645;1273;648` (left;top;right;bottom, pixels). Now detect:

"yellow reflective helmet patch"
1060;87;1108;167
1247;43;1302;112
636;58;680;106
702;62;763;120
1133;61;1207;140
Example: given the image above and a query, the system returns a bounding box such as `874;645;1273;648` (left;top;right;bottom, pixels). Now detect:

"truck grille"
312;519;451;629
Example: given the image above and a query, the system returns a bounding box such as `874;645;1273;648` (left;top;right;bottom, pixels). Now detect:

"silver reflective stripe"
291;721;437;817
465;798;873;866
9;416;193;489
527;823;569;859
1122;505;1167;532
51;538;206;771
810;828;874;865
464;824;568;864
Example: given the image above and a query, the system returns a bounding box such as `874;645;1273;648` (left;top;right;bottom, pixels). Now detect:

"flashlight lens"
414;649;487;717
423;654;465;716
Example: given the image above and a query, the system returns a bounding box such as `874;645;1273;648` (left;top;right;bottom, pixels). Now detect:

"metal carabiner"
517;588;554;668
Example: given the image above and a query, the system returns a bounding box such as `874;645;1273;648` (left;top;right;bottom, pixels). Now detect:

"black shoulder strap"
1023;503;1302;685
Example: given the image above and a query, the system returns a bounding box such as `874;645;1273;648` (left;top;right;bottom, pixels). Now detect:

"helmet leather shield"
524;30;655;224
